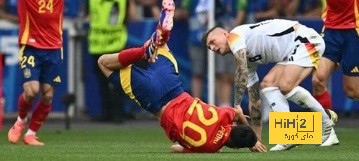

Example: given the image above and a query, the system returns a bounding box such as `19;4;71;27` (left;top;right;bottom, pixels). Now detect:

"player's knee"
343;84;359;100
260;78;275;89
40;92;54;104
97;55;107;68
24;92;37;101
23;84;39;100
312;73;326;88
279;82;294;95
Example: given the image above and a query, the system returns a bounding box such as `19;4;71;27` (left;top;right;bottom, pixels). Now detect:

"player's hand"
249;140;267;153
147;29;165;63
148;46;158;63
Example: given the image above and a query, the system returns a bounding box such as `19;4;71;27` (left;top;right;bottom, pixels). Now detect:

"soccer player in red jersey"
97;0;267;153
312;0;359;108
8;0;64;146
311;0;359;146
98;36;266;153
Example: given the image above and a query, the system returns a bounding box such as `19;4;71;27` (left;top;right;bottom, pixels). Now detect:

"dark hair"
225;125;257;149
201;26;221;46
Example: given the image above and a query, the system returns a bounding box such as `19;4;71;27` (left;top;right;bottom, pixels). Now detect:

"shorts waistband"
148;87;184;114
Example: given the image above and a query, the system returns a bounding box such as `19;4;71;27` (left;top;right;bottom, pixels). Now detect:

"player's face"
206;28;231;55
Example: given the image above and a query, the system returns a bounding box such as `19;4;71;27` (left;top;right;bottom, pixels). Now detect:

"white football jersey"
227;19;299;87
228;19;300;65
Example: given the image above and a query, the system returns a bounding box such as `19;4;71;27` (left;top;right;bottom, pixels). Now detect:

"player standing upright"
8;0;64;146
312;0;359;109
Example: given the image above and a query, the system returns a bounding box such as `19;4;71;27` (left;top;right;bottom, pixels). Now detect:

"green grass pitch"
1;124;359;161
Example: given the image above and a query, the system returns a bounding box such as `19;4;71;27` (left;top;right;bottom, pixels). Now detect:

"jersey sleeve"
246;64;259;88
227;30;246;54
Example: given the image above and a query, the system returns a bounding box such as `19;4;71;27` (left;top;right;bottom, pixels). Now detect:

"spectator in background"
179;0;246;105
247;0;281;23
0;0;17;23
134;0;161;19
176;0;207;100
282;0;322;19
214;0;247;107
88;0;138;122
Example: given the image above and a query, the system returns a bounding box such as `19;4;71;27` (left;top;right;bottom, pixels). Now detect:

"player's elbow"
170;144;184;153
98;55;114;71
97;55;107;69
97;55;113;77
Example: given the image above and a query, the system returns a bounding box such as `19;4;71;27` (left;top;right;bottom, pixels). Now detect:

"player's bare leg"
312;57;337;109
23;83;54;146
260;64;290;112
216;73;233;107
281;65;336;144
343;75;359;100
8;81;39;144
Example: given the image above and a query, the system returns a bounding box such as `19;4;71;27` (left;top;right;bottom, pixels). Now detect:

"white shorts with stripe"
277;25;325;69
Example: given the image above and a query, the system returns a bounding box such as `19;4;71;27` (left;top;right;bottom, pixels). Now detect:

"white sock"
17;116;27;123
285;86;331;124
25;129;36;136
261;87;290;112
260;92;272;122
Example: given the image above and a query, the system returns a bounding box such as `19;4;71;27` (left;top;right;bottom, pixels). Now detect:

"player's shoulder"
230;25;250;35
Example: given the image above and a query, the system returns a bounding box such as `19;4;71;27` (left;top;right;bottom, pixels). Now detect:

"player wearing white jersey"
203;19;338;151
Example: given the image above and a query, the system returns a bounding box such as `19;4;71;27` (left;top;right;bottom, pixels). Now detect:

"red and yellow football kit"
322;0;359;29
18;0;64;49
160;92;235;153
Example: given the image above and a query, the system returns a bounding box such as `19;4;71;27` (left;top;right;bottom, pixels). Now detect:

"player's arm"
248;81;262;141
233;48;248;107
248;82;267;153
232;48;251;125
233;50;267;152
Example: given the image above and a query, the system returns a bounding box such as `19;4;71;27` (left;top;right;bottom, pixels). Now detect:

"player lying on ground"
203;19;339;151
97;37;267;153
97;0;266;152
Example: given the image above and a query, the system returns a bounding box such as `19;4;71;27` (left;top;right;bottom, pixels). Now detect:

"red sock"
313;90;332;110
29;101;51;132
18;93;34;119
118;47;146;67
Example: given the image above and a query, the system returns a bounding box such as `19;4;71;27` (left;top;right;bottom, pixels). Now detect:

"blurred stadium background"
0;0;358;160
1;0;358;123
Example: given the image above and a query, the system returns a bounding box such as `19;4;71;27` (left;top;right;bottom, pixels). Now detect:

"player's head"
202;26;231;55
225;125;257;149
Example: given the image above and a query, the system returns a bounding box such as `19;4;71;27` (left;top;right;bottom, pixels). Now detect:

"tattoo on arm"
234;49;249;106
248;82;262;127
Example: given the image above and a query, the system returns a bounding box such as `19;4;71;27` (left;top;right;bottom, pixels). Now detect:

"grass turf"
1;126;359;161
